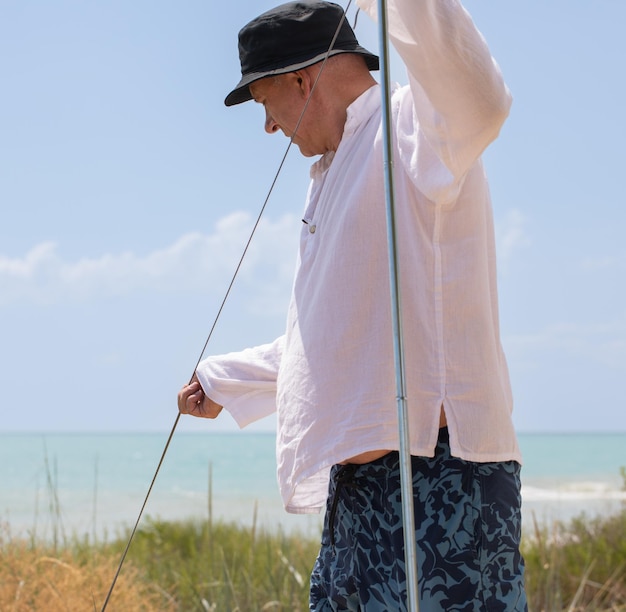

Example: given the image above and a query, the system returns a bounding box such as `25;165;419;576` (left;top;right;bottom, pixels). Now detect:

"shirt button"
309;224;317;234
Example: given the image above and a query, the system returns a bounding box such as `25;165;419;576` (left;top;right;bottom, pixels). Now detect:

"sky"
1;1;624;434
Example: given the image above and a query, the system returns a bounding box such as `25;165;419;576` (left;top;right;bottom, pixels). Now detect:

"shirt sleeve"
356;0;512;183
195;336;283;428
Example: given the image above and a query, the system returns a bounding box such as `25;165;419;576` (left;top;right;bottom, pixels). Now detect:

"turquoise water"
520;433;626;481
1;432;303;541
1;432;624;540
518;432;626;528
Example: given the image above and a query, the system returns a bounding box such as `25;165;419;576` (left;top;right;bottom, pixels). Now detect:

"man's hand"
178;374;223;419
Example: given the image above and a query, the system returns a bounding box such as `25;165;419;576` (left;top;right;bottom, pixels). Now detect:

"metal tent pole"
375;0;420;609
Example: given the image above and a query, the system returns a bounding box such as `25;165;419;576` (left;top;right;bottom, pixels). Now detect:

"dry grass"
0;537;174;612
0;515;317;611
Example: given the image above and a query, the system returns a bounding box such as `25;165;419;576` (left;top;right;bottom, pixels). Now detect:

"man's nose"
264;109;279;134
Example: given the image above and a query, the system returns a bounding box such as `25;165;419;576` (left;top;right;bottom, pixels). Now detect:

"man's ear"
293;69;313;98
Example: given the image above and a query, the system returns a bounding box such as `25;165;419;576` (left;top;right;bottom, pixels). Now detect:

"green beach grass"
1;463;625;610
2;508;626;611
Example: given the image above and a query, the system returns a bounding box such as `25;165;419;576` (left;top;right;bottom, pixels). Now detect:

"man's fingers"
178;381;203;414
178;378;223;419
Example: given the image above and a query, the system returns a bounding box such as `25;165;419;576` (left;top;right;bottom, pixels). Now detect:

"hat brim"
224;47;379;107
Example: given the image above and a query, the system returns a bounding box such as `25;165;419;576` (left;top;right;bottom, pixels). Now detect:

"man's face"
249;73;325;157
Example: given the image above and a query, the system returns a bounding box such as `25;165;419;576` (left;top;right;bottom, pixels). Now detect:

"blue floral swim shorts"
310;428;527;611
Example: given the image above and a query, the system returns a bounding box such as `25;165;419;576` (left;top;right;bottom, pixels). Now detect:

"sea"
1;431;625;542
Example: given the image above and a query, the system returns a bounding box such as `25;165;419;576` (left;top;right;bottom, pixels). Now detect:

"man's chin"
297;144;321;158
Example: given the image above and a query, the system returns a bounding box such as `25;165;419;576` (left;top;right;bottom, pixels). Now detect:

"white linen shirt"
196;0;522;514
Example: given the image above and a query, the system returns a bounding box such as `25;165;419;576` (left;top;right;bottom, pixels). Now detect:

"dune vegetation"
1;506;626;611
2;467;625;610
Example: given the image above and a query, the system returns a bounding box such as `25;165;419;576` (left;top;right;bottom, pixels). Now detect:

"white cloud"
0;212;300;308
495;208;531;272
505;318;626;371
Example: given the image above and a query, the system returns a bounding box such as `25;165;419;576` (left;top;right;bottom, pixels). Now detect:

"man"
178;0;527;609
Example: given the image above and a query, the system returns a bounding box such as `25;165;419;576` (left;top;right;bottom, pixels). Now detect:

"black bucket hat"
224;0;379;107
